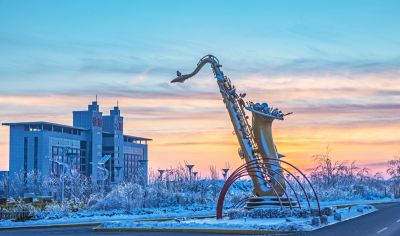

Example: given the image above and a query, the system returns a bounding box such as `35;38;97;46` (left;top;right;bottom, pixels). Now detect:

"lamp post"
158;169;165;181
192;171;198;181
185;164;194;183
222;168;229;180
166;169;173;188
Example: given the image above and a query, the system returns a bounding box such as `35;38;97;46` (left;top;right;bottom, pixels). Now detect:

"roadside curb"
93;227;295;235
0;215;217;231
0;222;101;230
134;215;216;222
333;200;400;209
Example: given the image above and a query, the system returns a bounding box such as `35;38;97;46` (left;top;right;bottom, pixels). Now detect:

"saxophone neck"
171;55;224;83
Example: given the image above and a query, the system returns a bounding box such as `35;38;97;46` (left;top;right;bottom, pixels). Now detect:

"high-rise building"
2;100;151;187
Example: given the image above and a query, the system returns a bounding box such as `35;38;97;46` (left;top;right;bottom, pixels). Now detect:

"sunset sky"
0;1;399;177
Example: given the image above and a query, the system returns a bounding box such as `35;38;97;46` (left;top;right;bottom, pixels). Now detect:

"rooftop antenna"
95;94;98;102
117;100;119;108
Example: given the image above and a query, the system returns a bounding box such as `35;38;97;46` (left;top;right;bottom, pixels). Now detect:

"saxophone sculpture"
171;55;291;197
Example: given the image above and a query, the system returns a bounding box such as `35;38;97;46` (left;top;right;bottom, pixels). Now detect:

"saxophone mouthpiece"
171;71;189;83
171;77;185;83
171;70;185;83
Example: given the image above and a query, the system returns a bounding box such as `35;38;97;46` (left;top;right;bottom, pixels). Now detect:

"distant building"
2;100;151;186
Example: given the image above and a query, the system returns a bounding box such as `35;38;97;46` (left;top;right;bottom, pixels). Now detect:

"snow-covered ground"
319;197;397;207
0;206;215;228
97;205;377;232
1;199;397;229
101;217;311;231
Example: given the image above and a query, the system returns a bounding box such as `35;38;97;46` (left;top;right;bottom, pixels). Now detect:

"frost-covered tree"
25;170;43;194
387;155;400;180
209;165;219;200
8;171;26;197
387;155;400;198
64;174;92;201
310;147;347;187
118;182;144;211
41;175;60;197
0;173;9;197
309;147;387;201
88;182;144;212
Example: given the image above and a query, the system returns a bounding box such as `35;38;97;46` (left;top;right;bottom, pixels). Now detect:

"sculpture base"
245;196;297;209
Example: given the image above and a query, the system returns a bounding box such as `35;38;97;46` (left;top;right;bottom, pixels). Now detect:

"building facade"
2;101;151;186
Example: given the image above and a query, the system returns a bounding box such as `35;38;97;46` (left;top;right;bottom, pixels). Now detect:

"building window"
23;137;28;179
50;146;84;177
124;153;144;182
34;137;38;172
80;141;87;174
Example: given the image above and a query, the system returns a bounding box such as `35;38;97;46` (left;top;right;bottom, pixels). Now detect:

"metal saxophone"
171;55;291;197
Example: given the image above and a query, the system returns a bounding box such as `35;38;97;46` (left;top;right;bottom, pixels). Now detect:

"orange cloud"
1;70;399;177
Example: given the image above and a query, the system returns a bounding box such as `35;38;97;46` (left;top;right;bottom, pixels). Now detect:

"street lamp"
192;171;198;181
185;164;194;183
158;169;165;181
166;169;174;187
222;168;230;180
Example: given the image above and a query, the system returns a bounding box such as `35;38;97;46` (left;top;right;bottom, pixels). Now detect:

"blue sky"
1;1;399;79
0;0;399;174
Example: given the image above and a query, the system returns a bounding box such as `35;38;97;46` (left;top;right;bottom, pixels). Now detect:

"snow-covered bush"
139;164;230;208
227;208;309;219
89;182;144;212
2;154;397;222
34;203;69;219
13;203;37;221
309;148;388;201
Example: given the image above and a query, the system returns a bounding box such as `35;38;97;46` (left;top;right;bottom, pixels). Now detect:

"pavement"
297;202;400;236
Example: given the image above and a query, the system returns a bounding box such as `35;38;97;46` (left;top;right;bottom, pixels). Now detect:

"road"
298;202;400;236
0;202;399;236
